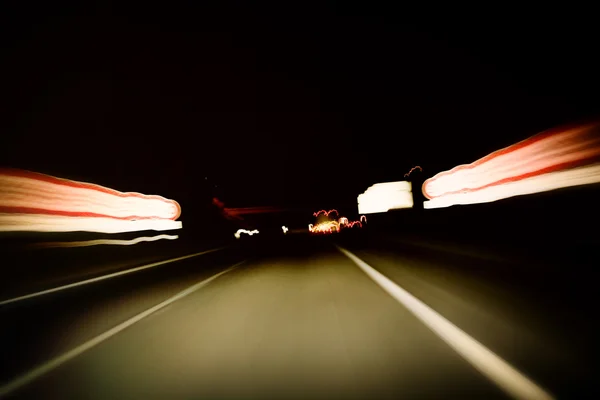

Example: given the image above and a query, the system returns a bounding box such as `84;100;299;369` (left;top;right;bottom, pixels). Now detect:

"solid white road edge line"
0;246;228;306
336;246;554;400
0;260;245;398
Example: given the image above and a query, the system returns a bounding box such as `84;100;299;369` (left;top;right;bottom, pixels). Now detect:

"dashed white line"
0;260;245;398
0;246;228;306
337;246;554;400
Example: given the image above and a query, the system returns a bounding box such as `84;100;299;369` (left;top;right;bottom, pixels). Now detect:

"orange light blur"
309;210;363;234
309;220;340;234
346;220;362;228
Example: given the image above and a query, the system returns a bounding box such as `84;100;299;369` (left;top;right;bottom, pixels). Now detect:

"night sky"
1;3;599;227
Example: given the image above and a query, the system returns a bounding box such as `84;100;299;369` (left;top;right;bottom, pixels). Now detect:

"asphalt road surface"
0;234;595;399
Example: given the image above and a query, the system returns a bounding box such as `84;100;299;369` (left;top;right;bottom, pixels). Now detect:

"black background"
1;2;599;228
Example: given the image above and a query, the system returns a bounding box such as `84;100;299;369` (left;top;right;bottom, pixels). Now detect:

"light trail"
30;234;179;248
422;122;600;207
309;220;340;234
358;181;413;214
0;169;182;233
424;162;600;209
313;209;339;217
404;166;423;177
234;229;259;239
0;169;181;221
0;214;182;233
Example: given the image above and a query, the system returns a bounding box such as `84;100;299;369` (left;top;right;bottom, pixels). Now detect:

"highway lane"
0;235;587;399
340;235;596;399
0;245;245;390
0;235;231;299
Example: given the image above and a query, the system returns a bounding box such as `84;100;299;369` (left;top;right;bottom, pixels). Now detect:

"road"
0;234;595;399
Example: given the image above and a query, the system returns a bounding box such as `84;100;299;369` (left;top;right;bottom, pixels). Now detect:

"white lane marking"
337;246;554;400
0;246;228;306
0;260;245;398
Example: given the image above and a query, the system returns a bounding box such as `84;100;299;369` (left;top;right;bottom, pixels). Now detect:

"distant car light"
234;229;259;239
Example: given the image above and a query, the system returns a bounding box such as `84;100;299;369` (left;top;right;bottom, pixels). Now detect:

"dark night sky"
1;2;599;226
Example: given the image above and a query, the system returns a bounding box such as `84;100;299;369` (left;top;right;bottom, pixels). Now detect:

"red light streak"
313;209;339;217
422;122;600;207
0;169;182;233
404;166;423;177
309;220;340;234
0;169;181;220
309;210;364;234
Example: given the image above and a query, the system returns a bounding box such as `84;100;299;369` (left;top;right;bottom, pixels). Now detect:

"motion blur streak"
404;165;423;177
309;220;340;234
346;220;362;228
0;262;244;398
0;214;182;233
0;169;181;221
424;163;600;209
358;181;414;214
337;246;554;400
313;209;338;217
30;234;179;248
234;229;259;239
422;123;600;204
